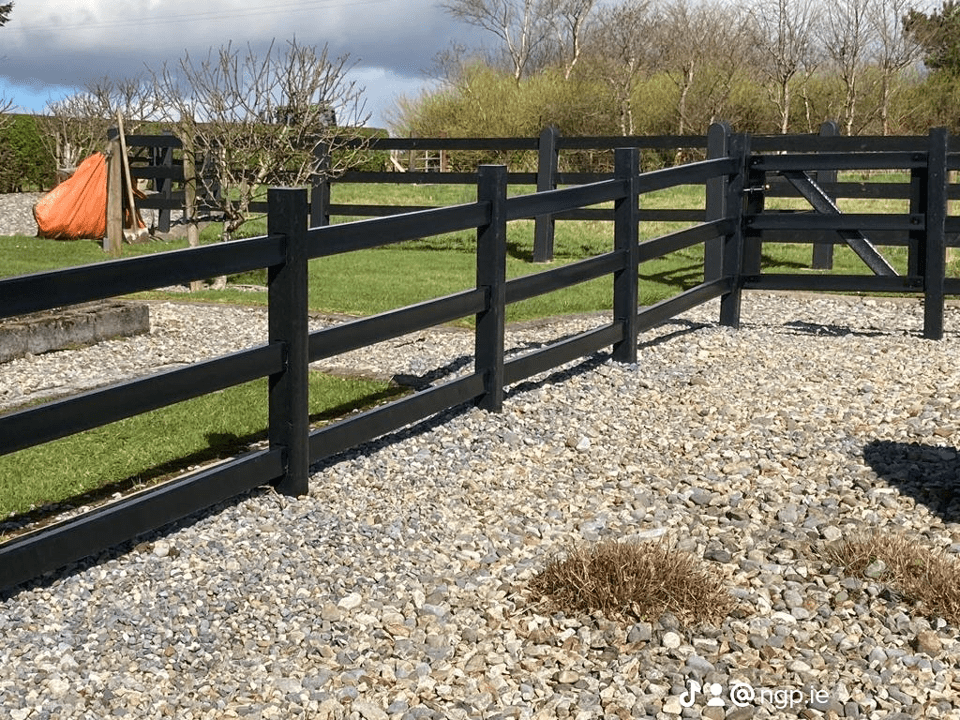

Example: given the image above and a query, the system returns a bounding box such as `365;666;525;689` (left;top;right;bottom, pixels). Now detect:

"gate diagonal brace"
781;170;898;277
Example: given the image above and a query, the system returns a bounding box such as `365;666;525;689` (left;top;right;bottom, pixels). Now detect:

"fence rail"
1;123;957;593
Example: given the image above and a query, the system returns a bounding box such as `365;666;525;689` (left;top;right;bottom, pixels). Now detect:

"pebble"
1;277;960;718
662;631;683;649
914;630;944;656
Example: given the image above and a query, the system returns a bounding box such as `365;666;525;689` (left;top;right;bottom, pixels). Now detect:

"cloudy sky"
0;0;486;130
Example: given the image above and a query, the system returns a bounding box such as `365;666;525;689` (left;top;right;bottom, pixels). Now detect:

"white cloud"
1;0;482;128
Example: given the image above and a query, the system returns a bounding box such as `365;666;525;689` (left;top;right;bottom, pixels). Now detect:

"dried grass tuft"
825;529;960;625
527;538;734;624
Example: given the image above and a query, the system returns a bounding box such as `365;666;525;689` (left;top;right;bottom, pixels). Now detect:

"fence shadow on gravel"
863;440;960;523
1;123;959;594
782;320;890;338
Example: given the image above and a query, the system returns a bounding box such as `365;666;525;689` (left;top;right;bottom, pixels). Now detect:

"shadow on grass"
759;251;810;272
640;261;704;290
507;239;534;263
863;440;960;523
505;240;612;264
0;385;408;540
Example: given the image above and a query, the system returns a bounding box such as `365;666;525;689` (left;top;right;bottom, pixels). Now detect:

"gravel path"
2;293;960;719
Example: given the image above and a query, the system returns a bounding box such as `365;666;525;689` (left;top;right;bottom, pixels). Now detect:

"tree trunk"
780;80;791;134
183;141;203;292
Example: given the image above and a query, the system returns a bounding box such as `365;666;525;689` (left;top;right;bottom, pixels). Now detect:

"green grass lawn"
0;372;404;527
0;182;712;320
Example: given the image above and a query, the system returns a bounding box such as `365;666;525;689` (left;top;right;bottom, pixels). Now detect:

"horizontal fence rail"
2;123;958;593
0;344;284;456
0;236;285;319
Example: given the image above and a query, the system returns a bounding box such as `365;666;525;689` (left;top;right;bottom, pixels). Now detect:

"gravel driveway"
3;192;960;718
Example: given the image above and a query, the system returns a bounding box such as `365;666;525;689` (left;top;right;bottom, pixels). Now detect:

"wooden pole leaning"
116;113;140;239
105;127;123;256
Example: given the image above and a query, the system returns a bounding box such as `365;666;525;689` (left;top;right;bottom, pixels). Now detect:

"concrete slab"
0;301;150;364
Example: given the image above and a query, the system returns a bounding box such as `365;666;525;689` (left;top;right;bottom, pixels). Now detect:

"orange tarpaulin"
33;152;144;240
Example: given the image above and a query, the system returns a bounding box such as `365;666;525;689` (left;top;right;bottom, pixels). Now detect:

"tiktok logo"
678;680;726;708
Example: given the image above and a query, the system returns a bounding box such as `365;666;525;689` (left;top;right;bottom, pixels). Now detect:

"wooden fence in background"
120;124;960;264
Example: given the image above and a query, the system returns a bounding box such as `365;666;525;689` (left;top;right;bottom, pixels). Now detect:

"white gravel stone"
2;287;960;718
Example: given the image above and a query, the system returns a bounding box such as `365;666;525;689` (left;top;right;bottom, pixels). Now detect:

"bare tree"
440;0;555;81
869;0;922;134
38;75;160;174
654;0;704;135
585;0;652;135
820;0;877;135
749;0;821;133
152;38;369;247
653;0;750;136
545;0;598;79
697;4;757;129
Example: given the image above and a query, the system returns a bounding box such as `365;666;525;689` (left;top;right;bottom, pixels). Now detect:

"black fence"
126;124;960;265
112;129;220;234
1;123;957;593
122;127;715;260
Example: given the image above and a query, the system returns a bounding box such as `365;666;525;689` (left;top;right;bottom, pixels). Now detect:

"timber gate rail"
1;123;958;592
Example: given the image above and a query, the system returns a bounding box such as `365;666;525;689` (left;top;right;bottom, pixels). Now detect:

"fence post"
923;127;949;340
475;165;508;412
267;188;311;496
812;121;838;270
105;127;123;256
705;122;731;281
154;131;175;233
719;133;749;329
612;147;640;364
742;157;765;277
534;125;560;263
909;164;924;278
311;140;331;228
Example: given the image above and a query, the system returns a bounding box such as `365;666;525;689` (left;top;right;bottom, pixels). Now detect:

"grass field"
3;178;942;320
0;175;951;524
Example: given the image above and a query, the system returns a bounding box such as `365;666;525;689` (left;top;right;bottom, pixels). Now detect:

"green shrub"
336;126;390;172
0;114;56;192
